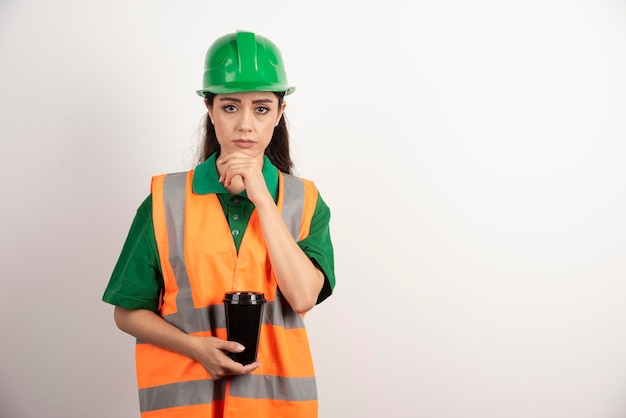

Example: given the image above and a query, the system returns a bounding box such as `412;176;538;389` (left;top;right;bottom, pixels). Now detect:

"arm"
218;153;324;313
113;306;261;379
254;196;325;313
105;196;262;379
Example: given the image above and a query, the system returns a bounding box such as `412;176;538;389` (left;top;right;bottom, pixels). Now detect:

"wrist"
253;195;277;212
180;333;202;360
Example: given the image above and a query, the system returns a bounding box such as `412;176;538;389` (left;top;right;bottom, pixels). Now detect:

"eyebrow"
218;96;275;104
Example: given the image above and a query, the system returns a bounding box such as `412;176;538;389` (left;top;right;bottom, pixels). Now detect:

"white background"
2;1;626;417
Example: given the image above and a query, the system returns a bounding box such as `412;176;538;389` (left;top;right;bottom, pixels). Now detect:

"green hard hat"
196;31;295;97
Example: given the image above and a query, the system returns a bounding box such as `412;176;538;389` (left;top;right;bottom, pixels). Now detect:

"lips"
233;139;256;149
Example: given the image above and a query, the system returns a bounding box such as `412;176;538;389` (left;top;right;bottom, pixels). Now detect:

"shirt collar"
192;153;279;201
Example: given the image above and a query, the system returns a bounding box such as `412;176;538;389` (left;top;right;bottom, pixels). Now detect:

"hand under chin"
224;176;246;194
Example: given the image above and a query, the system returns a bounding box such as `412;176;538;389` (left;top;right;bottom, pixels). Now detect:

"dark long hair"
198;92;294;174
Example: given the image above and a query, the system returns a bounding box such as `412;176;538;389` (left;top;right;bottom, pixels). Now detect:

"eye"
256;106;270;114
222;104;237;113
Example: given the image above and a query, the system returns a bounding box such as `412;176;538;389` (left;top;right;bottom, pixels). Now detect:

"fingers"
228;347;262;375
217;155;251;187
239;361;262;375
217;156;265;193
214;358;262;380
201;339;262;380
217;152;255;170
217;156;254;187
222;340;245;354
221;342;263;372
217;152;260;168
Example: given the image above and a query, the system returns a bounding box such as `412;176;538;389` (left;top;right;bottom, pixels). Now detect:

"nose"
236;110;254;132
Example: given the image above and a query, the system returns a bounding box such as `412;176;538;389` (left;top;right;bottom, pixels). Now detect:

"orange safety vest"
136;169;320;418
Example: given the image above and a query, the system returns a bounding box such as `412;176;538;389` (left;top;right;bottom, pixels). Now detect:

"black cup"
223;291;266;365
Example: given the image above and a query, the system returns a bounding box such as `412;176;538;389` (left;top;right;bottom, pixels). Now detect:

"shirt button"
232;214;240;220
232;197;240;204
232;229;240;236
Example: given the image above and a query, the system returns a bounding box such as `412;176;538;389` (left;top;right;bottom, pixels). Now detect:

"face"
207;91;286;160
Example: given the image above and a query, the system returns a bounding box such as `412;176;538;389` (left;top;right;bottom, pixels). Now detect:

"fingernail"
236;344;245;352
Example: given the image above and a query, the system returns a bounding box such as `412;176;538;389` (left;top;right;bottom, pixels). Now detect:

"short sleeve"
102;195;163;311
297;191;335;304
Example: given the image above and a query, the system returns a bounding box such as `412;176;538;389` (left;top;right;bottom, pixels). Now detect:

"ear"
206;102;214;124
276;102;287;126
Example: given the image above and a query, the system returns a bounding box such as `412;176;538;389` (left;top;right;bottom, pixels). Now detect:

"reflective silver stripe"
159;298;304;335
139;379;227;412
281;173;305;240
163;303;225;333
162;172;195;320
230;374;317;401
139;375;316;411
263;296;305;329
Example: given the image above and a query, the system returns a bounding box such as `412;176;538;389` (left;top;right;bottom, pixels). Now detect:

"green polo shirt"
102;154;335;312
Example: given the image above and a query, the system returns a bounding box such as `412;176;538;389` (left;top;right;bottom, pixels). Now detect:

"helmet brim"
196;84;296;97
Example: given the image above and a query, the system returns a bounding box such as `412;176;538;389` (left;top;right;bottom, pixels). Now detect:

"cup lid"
223;291;266;304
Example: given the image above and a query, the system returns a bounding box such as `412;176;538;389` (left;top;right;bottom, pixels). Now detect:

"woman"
102;30;335;417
